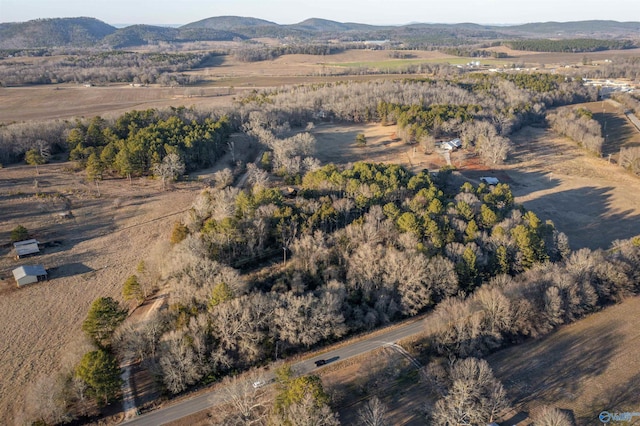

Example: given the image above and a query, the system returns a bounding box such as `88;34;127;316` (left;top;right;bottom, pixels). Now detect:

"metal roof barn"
13;239;40;258
12;265;48;287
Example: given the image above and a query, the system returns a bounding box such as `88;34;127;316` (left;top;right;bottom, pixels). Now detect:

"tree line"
0;50;217;86
65;108;231;180
427;238;639;360
505;38;636;53
232;43;346;62
547;106;604;155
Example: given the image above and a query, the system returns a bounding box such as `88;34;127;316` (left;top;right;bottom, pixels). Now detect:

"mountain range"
0;16;638;49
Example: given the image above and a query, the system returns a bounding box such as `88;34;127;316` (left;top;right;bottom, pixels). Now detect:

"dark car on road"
314;359;326;367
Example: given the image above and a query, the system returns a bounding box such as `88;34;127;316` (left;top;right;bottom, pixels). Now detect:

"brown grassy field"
0;164;199;422
501;120;640;250
487;295;640;425
0;134;259;423
3;47;639;124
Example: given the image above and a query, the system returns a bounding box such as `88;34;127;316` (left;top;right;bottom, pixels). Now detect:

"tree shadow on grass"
48;262;94;279
513;184;640;250
488;319;624;412
593;111;640;157
579;371;640;426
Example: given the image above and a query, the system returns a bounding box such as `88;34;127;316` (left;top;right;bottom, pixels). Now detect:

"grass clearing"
325;57;507;68
487;296;640;425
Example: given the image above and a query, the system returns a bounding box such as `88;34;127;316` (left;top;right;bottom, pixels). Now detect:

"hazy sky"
1;0;639;26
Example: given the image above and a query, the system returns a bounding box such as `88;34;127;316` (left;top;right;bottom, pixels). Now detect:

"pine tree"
85;153;104;196
209;282;234;309
75;350;122;406
25;148;46;175
122;275;144;305
82;297;128;347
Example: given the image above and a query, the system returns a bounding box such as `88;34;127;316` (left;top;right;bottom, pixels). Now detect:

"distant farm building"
13;239;40;259
480;177;500;185
12;265;48;287
438;138;463;151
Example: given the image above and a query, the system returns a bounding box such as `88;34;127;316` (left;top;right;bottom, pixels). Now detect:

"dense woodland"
0;51;217;86
505;38;636;53
65;108;231;177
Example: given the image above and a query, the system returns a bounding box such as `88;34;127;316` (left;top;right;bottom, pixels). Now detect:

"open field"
311;122;446;171
3;47;640;124
500;121;640;250
0;164;198;422
488;295;640;425
0;84;236;123
0;136;259;422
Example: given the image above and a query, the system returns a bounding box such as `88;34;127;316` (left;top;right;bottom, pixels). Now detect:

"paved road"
122;316;428;425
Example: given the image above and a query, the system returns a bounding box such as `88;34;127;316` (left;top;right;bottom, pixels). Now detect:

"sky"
1;0;639;26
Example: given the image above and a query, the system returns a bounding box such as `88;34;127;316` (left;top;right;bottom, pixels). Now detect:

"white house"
449;138;462;149
438;138;463;150
12;265;48;287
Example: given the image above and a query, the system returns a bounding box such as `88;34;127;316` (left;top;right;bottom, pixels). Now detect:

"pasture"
488;295;640;425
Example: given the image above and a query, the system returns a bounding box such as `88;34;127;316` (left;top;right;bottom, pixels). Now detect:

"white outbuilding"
13;239;40;259
12;265;48;287
480;177;500;185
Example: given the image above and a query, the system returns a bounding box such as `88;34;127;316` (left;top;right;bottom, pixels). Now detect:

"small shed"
480;177;500;185
13;239;40;259
12;265;48;287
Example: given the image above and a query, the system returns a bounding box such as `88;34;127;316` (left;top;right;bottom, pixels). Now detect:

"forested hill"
0;17;116;48
499;20;640;37
0;16;638;49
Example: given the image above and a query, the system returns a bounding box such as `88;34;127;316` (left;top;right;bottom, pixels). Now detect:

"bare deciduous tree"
619;146;640;175
158;329;207;394
432;357;509;426
531;405;573;426
357;396;389;426
153;153;185;190
219;373;269;424
213;167;234;188
23;374;71;425
478;134;513;165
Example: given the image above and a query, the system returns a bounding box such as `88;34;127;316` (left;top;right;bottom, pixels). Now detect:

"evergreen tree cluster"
65;108;231;179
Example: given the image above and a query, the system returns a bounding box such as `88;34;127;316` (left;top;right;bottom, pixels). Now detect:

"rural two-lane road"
122;316;429;425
